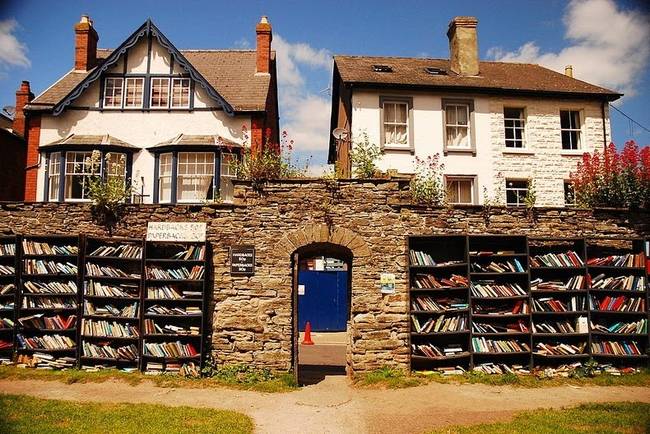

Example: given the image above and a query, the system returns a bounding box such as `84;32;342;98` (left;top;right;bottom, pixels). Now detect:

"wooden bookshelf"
142;241;208;375
0;235;19;363
80;237;144;371
16;235;81;369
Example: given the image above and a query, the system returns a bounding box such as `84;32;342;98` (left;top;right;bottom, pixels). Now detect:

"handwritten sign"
380;273;396;294
146;222;207;242
231;245;255;275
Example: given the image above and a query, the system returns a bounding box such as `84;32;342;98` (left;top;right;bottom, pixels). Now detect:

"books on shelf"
143;319;200;336
589;295;645;312
589;274;645;292
534;342;586;356
412;343;466;358
409;250;463;267
82;342;138;360
0;340;12;350
143;340;198;358
17;333;75;350
591;319;647;334
532;297;587;312
85;281;138;298
22;240;78;256
0;264;15;275
473;300;529;315
146;265;204;280
81;319;139;337
22;280;77;294
591;340;642;356
88;244;142;259
412;274;468;289
1;283;16;295
83;301;138;318
587;253;645;268
470;251;517;256
147;286;184;299
170;245;206;261
0;317;14;328
23;260;77;275
471;281;527;297
532;317;588;334
21;297;76;309
411;314;467;333
0;244;16;256
146;305;202;316
18;314;76;330
531;251;584;268
16;353;76;369
531;276;586;291
472;320;528;333
411;296;468;312
85;263;139;278
0;301;15;310
473;363;529;375
471;259;525;273
471;337;530;353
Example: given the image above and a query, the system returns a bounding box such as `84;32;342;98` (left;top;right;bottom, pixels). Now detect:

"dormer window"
124;78;144;108
372;64;393;73
171;78;191;108
150;77;170;108
102;77;144;109
103;78;123;108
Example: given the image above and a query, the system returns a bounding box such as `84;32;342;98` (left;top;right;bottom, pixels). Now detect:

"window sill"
560;150;586;157
382;145;414;154
502;149;535;156
444;148;476;156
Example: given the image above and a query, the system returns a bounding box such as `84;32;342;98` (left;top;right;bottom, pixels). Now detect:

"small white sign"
314;259;325;271
298;284;305;295
146;222;207;242
380;273;396;294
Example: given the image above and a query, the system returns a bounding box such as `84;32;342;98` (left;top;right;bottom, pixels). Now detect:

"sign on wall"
231;245;255;275
380;273;396;294
146;222;207;242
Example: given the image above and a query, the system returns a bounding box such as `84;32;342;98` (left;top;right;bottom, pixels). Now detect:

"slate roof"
334;55;622;100
40;133;138;150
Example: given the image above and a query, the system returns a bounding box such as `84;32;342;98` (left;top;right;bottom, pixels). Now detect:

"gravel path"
1;376;649;433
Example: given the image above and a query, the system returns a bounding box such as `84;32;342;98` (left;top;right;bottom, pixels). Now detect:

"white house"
328;16;622;207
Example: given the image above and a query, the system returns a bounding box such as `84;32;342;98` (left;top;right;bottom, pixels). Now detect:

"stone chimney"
447;16;479;76
13;81;33;138
74;15;98;71
564;65;573;78
256;16;272;74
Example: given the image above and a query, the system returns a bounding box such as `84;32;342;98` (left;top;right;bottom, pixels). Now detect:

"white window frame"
443;101;473;152
176;152;215;203
48;152;61;201
220;152;237;202
150;77;171;108
171;78;191;108
504;108;526;149
382;100;409;147
158;153;173;204
560;110;582;150
64;151;99;202
446;176;476;205
103;78;124;108
505;179;529;207
124;77;144;108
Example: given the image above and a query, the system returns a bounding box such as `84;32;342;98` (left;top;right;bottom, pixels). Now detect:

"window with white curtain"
150;77;170;108
176;152;215;203
383;101;409;146
48;152;61;201
220;153;237;202
124;78;144;108
64;151;97;201
445;103;470;148
446;177;475;204
103;78;124;108
171;78;191;108
158;153;173;203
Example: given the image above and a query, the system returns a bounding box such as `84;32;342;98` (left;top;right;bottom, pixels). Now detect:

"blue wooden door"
298;270;348;331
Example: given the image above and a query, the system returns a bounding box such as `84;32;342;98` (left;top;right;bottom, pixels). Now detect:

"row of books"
411;296;468;312
23;260;77;275
412;343;465;358
534;342;586;356
83;302;138;318
88;244;142;259
143;340;199;358
532;317;588;334
81;319;139;337
531;297;587;313
18;314;76;330
472;320;528;334
146;305;201;316
22;240;77;256
0;318;14;328
16;353;76;369
531;276;586;291
590;274;645;292
171;245;206;261
17;333;75;350
470;251;518;256
22;298;76;309
591;340;643;356
591;319;647;334
409;250;437;266
82;342;139;360
0;265;15;275
143;319;200;336
147;286;202;300
473;300;529;315
85;263;139;278
471;337;531;353
0;244;16;256
0;301;14;310
587;253;645;268
0;284;14;295
411;314;467;333
0;340;11;350
530;251;584;268
85;281;137;298
146;266;204;280
471;259;525;273
412;274;468;289
590;295;645;312
23;280;77;294
470;282;527;298
473;363;528;375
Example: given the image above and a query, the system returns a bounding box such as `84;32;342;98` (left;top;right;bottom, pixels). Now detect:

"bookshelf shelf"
472;313;529;319
532;333;589;338
533;353;590;359
0;235;18;364
411;353;471;361
411;331;469;337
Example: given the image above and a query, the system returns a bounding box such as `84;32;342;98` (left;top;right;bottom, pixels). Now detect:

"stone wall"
0;179;648;374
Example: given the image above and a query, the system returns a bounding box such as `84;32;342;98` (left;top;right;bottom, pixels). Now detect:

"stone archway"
277;224;370;260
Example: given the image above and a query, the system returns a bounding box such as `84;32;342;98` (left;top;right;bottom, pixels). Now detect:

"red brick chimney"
13;80;33;138
74;15;98;71
256;16;272;74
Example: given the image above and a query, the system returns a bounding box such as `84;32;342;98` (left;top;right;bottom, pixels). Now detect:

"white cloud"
233;37;250;49
487;0;650;96
273;34;333;156
0;19;30;70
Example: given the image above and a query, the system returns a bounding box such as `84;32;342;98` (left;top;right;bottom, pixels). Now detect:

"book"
412;274;468;289
531;276;586;291
81;319;139;338
471;337;530;353
534;342;586;356
471;281;527;297
146;265;204;280
0;244;16;256
587;253;645;268
589;274;645;291
471;259;525;273
88;244;143;259
85;281;138;298
591;340;642;355
590;318;647;334
531;251;584;268
22;240;78;256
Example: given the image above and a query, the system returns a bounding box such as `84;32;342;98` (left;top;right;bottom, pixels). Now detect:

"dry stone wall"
0;179;648;374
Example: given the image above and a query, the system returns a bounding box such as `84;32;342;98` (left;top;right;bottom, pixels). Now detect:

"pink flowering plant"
410;154;446;206
570;141;650;209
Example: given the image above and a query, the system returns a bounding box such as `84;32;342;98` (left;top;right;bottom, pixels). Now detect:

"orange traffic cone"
302;321;314;345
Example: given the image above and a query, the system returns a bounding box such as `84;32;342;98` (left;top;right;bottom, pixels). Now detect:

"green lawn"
429;402;650;434
0;394;253;434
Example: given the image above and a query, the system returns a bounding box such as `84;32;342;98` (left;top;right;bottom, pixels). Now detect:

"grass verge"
428;402;650;434
0;393;253;434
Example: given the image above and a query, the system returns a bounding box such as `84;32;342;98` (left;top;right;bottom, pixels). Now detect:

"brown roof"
334;56;621;100
149;133;242;149
40;133;138;150
30;49;274;112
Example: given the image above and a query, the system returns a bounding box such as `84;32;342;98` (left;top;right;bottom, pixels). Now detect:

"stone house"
328;16;622;207
16;15;279;204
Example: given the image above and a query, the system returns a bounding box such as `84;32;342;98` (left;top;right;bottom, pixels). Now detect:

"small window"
446;177;475;204
124;78;144;108
48;152;61;201
564;181;576;206
560;110;581;150
150;77;170;108
177;152;215;203
504;108;525;148
506;179;529;207
424;67;447;75
64;151;97;201
158;153;173;203
383;101;409;146
445;103;470;148
372;64;393;73
103;78;124;108
220;153;237;202
171;78;191;108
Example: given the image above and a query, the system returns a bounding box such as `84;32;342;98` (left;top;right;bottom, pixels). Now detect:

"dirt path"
1;376;649;433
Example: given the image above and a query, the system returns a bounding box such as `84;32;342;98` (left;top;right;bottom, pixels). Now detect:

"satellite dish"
332;128;349;140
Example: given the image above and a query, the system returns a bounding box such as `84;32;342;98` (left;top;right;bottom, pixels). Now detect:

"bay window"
64;151;97;201
220;153;237;202
47;152;61;201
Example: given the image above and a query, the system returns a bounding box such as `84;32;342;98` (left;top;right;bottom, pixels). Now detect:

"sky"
0;0;648;174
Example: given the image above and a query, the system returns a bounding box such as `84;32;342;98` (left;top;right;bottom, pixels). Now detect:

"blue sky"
0;0;648;172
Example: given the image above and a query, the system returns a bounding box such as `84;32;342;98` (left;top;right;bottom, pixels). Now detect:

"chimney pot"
447;16;479;76
256;16;272;74
565;65;573;78
13;80;33;137
74;14;99;71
